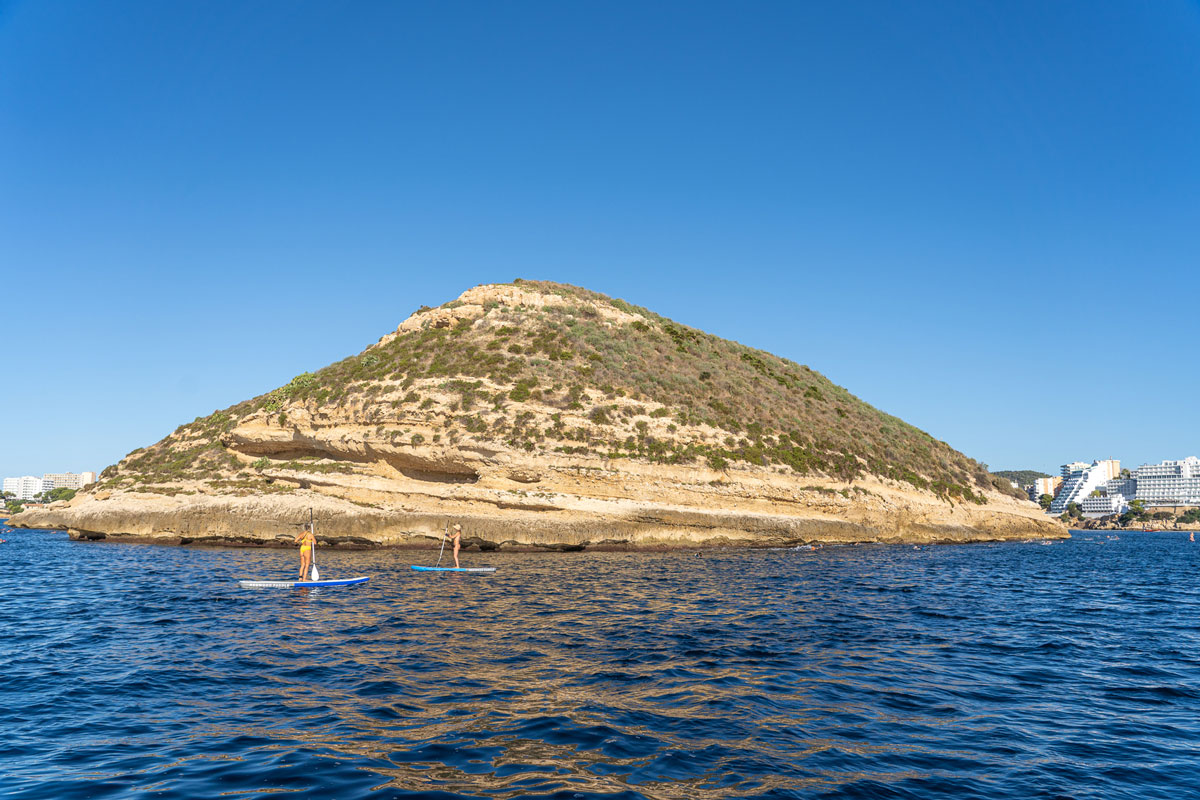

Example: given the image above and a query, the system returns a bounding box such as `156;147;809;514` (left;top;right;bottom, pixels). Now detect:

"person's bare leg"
453;539;460;568
299;553;310;581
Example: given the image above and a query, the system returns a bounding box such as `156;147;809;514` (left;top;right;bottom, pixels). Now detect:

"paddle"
434;520;448;567
309;508;320;581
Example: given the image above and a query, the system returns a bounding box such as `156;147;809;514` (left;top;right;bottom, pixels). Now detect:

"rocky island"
9;281;1065;549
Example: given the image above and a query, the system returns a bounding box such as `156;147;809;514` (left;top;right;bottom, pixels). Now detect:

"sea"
2;524;1198;799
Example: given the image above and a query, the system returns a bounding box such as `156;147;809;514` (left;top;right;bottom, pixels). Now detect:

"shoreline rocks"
6;464;1068;551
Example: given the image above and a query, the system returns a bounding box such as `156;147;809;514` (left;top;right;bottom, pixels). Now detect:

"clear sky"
2;1;1198;480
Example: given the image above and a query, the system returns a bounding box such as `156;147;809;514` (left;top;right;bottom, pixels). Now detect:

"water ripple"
1;525;1198;798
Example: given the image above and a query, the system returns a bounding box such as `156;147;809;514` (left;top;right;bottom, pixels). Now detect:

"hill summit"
11;281;1062;548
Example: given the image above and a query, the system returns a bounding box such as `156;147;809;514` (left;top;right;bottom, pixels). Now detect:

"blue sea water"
1;526;1198;800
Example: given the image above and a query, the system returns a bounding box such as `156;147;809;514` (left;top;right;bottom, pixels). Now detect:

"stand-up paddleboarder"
410;521;494;574
449;523;462;568
294;522;316;580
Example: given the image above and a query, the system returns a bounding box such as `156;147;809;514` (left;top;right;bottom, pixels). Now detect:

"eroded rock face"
222;418;483;480
8;455;1067;550
506;469;542;484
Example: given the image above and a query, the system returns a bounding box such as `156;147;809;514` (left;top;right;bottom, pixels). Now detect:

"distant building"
1105;477;1138;499
1061;461;1091;477
1082;493;1130;517
42;472;96;491
1033;476;1062;500
1051;460;1120;514
2;476;45;501
1132;457;1200;506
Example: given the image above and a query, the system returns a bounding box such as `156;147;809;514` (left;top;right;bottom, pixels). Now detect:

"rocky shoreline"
5;460;1067;551
1068;517;1199;533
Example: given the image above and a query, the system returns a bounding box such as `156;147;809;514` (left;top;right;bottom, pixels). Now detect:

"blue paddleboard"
410;565;496;573
239;576;370;588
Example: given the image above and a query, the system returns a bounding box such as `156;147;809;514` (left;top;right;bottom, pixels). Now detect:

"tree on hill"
1119;499;1149;527
1039;494;1053;510
991;469;1052;486
35;487;76;503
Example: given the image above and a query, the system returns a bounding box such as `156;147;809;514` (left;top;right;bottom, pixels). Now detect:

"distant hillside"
991;470;1051;486
99;280;1024;504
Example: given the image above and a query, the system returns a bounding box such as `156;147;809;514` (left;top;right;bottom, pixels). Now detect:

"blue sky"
2;1;1198;479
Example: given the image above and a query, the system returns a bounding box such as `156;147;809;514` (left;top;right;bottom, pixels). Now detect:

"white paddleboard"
239;576;370;588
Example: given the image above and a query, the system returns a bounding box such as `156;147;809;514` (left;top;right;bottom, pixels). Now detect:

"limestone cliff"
9;281;1067;548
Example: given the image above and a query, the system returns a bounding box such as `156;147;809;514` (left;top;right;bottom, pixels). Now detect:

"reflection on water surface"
2;529;1198;799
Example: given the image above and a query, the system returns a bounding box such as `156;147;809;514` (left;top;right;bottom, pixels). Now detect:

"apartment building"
1050;460;1120;514
1034;476;1062;499
42;472;97;491
1132;457;1200;506
2;476;44;501
1081;493;1130;516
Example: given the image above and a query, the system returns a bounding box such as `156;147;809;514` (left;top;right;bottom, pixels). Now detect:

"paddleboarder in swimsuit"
450;523;462;568
294;523;316;580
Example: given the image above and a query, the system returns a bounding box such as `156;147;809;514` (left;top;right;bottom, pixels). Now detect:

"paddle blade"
311;564;320;581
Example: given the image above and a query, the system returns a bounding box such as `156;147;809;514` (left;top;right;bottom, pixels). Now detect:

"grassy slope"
99;280;1025;504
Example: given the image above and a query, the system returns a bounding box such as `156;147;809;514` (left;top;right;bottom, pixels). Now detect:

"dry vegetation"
97;280;1022;505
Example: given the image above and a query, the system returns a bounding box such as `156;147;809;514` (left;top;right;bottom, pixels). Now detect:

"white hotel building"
1067;457;1200;517
3;476;44;501
3;472;97;501
1131;457;1200;506
1050;459;1120;515
42;472;97;491
1081;492;1130;516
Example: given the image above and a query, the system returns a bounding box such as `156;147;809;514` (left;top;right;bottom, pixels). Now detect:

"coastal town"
2;471;95;513
1008;456;1200;529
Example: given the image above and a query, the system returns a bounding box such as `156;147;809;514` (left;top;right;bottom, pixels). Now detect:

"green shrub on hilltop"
261;372;318;411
